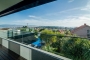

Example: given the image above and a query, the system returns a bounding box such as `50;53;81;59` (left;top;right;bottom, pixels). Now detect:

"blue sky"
0;0;90;27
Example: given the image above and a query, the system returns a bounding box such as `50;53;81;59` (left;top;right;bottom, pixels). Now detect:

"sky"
0;0;90;27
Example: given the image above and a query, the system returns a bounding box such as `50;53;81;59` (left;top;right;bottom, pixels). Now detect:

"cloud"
29;15;38;18
13;19;50;26
28;15;43;19
68;0;74;3
47;7;80;16
52;14;90;27
29;15;49;21
81;0;90;11
46;0;89;16
46;6;89;16
59;8;80;13
12;14;90;27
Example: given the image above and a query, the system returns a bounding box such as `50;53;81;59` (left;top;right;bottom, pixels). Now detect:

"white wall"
2;39;8;48
20;45;32;60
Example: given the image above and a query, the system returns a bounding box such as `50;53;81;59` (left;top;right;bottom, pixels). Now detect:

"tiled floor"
0;44;26;60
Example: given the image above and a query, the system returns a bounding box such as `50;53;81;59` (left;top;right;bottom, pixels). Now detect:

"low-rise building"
0;28;10;38
71;23;90;38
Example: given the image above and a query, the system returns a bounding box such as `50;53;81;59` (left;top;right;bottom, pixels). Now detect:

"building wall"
73;26;90;38
0;30;8;38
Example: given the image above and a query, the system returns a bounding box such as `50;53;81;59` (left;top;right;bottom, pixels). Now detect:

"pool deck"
0;44;26;60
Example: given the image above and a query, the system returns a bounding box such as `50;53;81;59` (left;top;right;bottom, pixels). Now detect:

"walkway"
0;44;26;60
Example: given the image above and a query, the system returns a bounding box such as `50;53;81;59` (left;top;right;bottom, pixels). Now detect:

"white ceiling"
0;0;23;12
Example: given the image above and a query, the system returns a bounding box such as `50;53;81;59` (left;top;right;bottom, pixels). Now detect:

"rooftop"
72;23;90;33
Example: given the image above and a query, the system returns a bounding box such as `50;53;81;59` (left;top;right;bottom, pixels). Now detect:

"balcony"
0;35;71;60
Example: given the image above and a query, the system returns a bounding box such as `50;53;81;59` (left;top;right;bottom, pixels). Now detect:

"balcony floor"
0;44;26;60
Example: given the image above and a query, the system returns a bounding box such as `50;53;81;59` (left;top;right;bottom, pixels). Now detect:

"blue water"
32;38;42;47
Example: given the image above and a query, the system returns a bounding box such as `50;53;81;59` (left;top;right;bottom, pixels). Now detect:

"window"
87;30;90;33
87;30;90;38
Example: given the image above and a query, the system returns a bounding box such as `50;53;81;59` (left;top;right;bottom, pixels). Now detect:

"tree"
22;26;28;28
65;29;71;35
40;29;57;44
62;38;90;60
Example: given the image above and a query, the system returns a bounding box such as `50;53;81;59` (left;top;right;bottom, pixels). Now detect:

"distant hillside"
37;26;74;30
0;24;22;28
0;24;38;28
